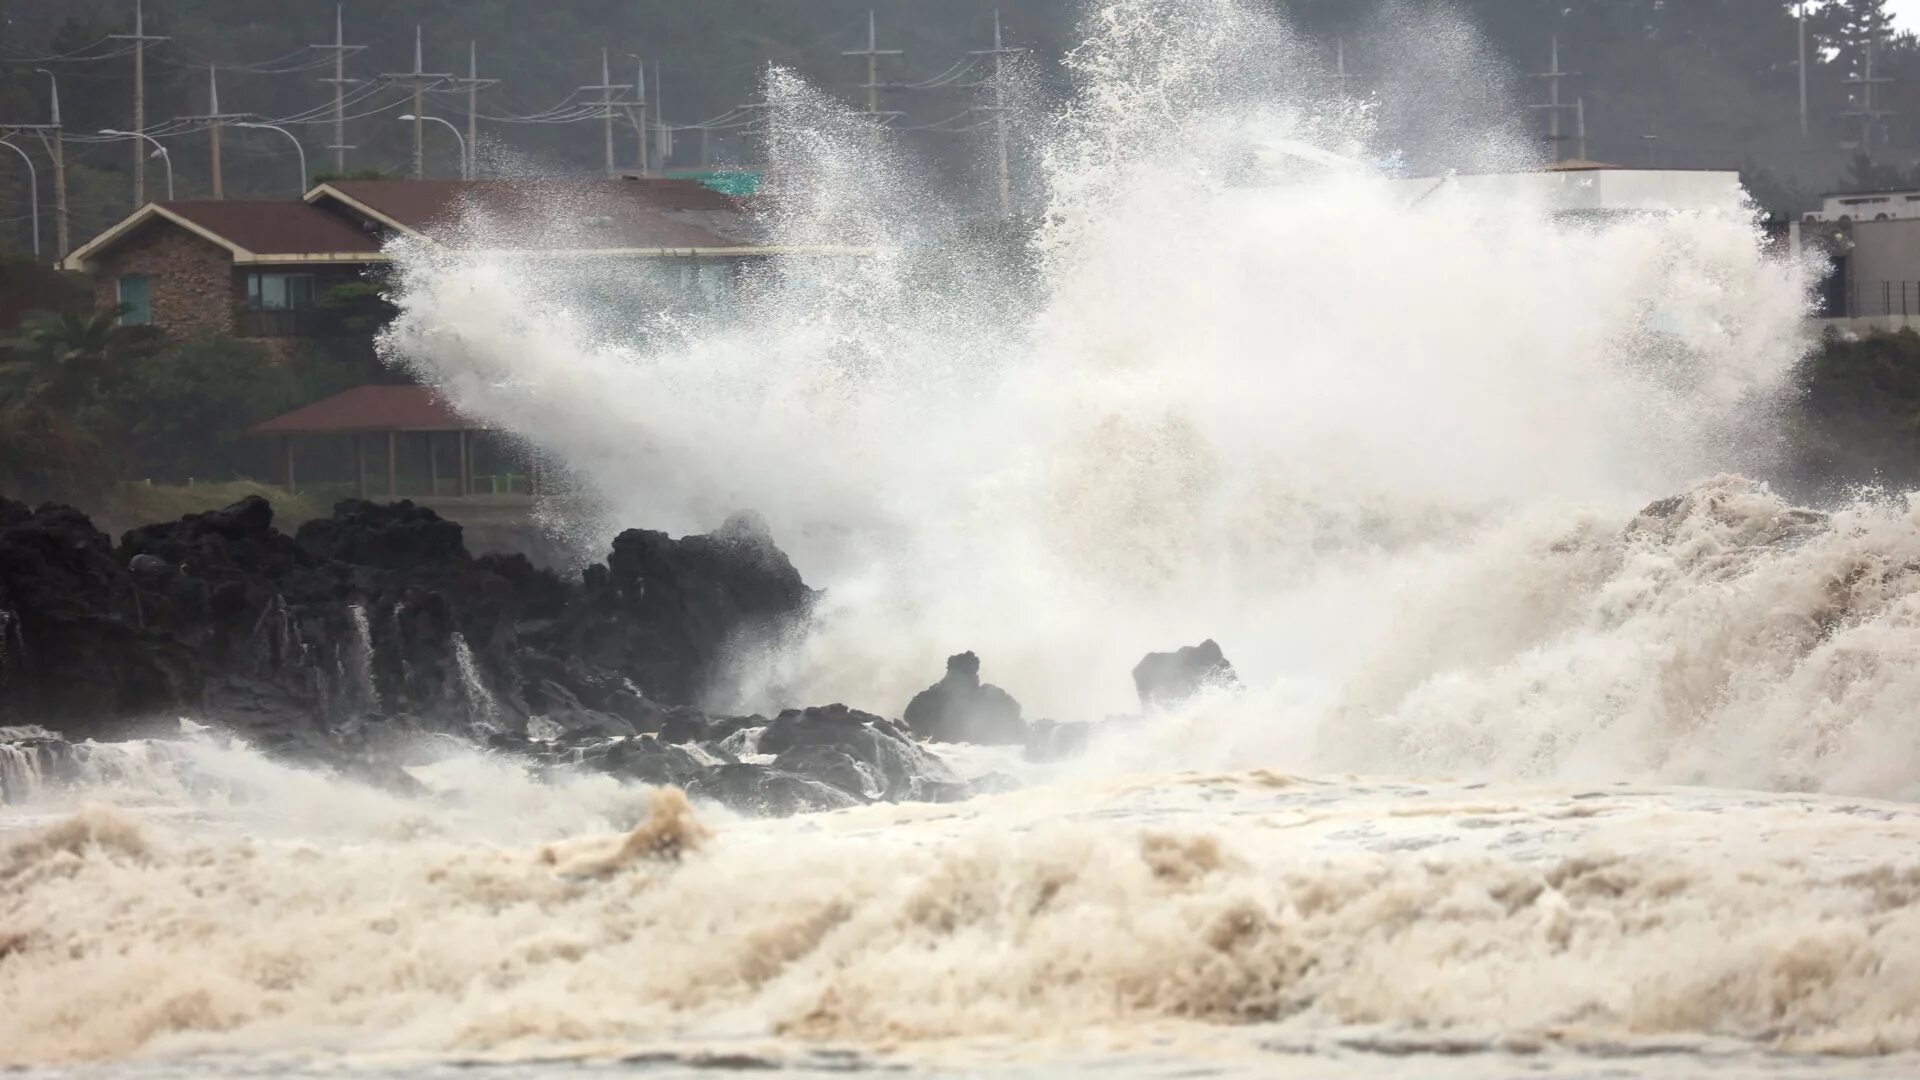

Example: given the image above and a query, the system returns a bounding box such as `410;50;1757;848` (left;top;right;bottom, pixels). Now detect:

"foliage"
0;406;113;505
89;334;304;485
1787;326;1920;490
0;259;91;329
318;279;400;338
0;306;158;412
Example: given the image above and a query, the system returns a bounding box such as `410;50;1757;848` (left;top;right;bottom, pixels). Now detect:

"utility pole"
451;41;498;181
109;0;167;209
1843;36;1895;153
579;51;634;177
844;10;903;123
654;61;670;171
1799;1;1810;139
970;11;1025;216
1575;96;1587;162
1331;37;1363;96
622;54;649;175
380;26;452;180
5;71;68;257
175;65;246;198
1528;35;1578;163
312;4;365;176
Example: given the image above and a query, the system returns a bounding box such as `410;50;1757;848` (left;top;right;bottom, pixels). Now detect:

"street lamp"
398;114;468;180
235;121;308;195
33;68;59;126
0;140;39;258
100;129;172;199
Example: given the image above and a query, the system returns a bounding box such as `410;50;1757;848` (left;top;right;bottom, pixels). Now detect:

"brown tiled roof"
251;385;470;435
158;199;383;256
319;178;753;249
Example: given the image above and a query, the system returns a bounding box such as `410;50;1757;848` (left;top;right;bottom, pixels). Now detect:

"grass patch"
89;480;346;537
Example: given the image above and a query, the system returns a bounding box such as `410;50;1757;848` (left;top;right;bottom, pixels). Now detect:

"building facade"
58;177;821;348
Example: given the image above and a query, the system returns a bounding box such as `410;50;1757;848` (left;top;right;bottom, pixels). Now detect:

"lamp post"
235;121;308;194
0;140;39;258
100;129;173;199
33;68;65;257
398;114;467;179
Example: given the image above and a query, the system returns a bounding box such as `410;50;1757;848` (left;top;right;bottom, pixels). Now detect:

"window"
116;274;152;325
245;271;315;311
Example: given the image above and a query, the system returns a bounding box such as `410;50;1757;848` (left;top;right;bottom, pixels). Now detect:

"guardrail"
1835;280;1920;319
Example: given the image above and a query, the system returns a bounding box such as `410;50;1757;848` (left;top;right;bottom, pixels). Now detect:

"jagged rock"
760;703;967;802
902;651;1026;745
685;762;861;816
0;498;200;733
543;511;812;707
570;734;713;787
0;725;77;803
294;499;468;572
2;493;984;818
1131;639;1239;709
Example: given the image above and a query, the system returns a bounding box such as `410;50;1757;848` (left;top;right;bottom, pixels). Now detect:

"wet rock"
685;762;861;816
903;651;1026;745
0;725;77;803
544;511;813;707
0;497;200;734
294;499;468;572
760;703;967;802
572;734;712;787
1132;639;1239;710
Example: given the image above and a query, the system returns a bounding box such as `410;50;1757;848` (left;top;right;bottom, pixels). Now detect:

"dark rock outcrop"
1131;639;1239;710
761;703;968;802
902;651;1026;745
0;494;983;819
544;511;811;707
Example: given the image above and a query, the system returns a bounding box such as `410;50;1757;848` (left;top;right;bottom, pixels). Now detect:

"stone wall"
91;223;239;337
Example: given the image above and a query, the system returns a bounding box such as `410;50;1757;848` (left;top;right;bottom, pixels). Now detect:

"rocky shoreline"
0;495;1236;816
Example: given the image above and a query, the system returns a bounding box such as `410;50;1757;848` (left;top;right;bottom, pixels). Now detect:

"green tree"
96;335;301;484
0;306;153;412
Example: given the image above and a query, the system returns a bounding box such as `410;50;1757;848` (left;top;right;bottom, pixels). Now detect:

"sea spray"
379;0;1808;744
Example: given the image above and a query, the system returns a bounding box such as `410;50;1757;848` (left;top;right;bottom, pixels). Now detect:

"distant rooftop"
252;385;470;435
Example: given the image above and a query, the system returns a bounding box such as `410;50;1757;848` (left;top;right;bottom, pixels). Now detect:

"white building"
1802;190;1920;224
1395;163;1746;216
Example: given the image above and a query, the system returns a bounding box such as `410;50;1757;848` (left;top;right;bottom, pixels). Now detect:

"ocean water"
8;0;1919;1075
5;738;1920;1078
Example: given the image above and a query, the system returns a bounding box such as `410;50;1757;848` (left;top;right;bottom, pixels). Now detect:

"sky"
1892;0;1920;31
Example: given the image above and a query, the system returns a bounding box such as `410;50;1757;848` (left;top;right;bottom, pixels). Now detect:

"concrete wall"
91;222;239;337
1842;218;1920;287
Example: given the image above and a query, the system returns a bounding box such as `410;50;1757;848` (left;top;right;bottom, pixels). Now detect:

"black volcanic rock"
902;651;1026;745
1;494;992;819
544;511;811;707
760;702;968;802
0;498;199;733
1131;639;1239;709
685;762;861;816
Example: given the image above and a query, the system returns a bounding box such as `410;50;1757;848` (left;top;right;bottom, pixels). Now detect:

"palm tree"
0;306;135;411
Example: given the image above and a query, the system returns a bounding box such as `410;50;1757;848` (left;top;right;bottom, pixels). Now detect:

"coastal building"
55;177;793;348
1393;162;1746;217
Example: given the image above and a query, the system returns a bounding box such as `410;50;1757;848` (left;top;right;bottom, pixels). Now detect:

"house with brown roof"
58;177;834;346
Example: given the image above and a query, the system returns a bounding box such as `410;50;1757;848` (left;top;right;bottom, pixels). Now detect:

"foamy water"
9;0;1919;1074
5;738;1920;1077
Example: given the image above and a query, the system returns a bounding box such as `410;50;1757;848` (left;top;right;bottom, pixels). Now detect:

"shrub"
0;406;113;504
